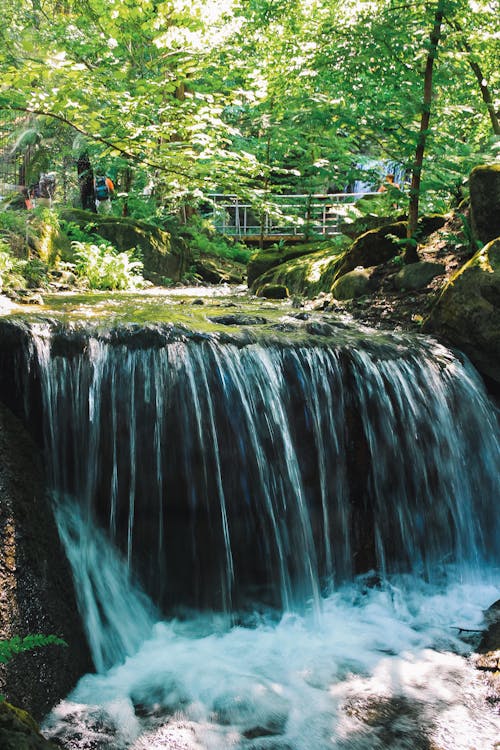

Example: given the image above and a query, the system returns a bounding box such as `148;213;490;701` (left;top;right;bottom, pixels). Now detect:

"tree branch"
0;105;193;178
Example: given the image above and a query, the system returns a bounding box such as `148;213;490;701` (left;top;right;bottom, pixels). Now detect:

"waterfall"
13;317;499;750
27;325;499;632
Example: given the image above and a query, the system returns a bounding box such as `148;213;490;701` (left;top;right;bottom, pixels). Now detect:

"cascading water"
5;305;500;749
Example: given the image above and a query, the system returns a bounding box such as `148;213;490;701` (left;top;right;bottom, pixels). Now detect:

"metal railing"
205;192;378;238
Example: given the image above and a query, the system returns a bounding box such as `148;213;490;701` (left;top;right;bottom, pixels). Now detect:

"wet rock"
0;402;92;719
43;704;122;750
211;687;288;738
208;314;268;326
475;599;500;672
256;284;290;299
393;261;445;291
469;164;500;244
131;675;190;718
0;702;58;750
425;238;500;386
332;266;378;300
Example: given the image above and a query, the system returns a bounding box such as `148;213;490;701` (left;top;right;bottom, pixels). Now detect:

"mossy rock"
255;283;290;299
251;246;346;298
331;266;378;300
0;702;58;749
469;164;500;244
247;241;341;289
59;209;189;284
335;222;407;279
417;214;447;238
30;223;72;265
425;238;500;385
193;257;245;285
393;261;445;291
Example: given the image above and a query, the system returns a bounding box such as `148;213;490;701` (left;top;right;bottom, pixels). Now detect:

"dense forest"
0;0;498;227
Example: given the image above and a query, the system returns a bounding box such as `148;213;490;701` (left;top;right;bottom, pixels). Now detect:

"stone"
425;238;500;387
393;261;445;291
474;600;500;672
247;243;325;288
469;164;500;244
256;283;290;299
335;222;407;278
0;702;58;750
193;257;244;285
208;314;268;326
59;209;188;284
417;213;447;238
0;402;92;719
331;267;378;300
250;246;346;298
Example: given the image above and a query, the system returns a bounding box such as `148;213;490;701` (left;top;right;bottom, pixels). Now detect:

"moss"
255;283;290;299
331;267;378;300
425;239;500;385
251;246;345;298
0;701;58;748
247;239;347;288
335;222;407;279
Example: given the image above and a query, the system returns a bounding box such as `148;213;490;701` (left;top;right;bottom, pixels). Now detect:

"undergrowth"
71;240;145;290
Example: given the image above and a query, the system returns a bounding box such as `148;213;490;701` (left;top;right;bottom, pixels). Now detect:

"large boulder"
59;209;188;284
0;402;91;720
335;222;407;278
425;238;500;386
193;257;245;285
393;261;445;291
0;702;58;749
469;164;500;245
331;267;378;300
250;245;345;298
247;242;332;289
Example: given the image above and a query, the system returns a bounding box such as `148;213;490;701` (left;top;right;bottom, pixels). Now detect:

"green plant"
184;221;252;264
0;246;26;291
59;220;102;246
0;635;67;701
72;240;144;290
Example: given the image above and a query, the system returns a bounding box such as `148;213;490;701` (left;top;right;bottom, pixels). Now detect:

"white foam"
44;570;500;749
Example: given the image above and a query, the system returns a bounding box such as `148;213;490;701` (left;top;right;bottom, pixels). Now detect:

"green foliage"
21;258;49;289
59;220;102;246
72;240;144;290
0;634;67;701
185;220;252;264
0;246;26;291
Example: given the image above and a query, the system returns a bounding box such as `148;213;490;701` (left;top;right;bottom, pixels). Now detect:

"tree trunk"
406;1;445;260
77;152;96;212
450;19;500;136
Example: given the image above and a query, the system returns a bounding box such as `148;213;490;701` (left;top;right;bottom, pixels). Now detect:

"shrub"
72;240;144;290
185;220;252;264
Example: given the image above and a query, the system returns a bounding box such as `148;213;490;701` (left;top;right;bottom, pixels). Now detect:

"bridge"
205;192;378;241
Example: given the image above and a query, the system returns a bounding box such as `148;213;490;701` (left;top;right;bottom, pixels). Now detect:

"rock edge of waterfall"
0;401;92;720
